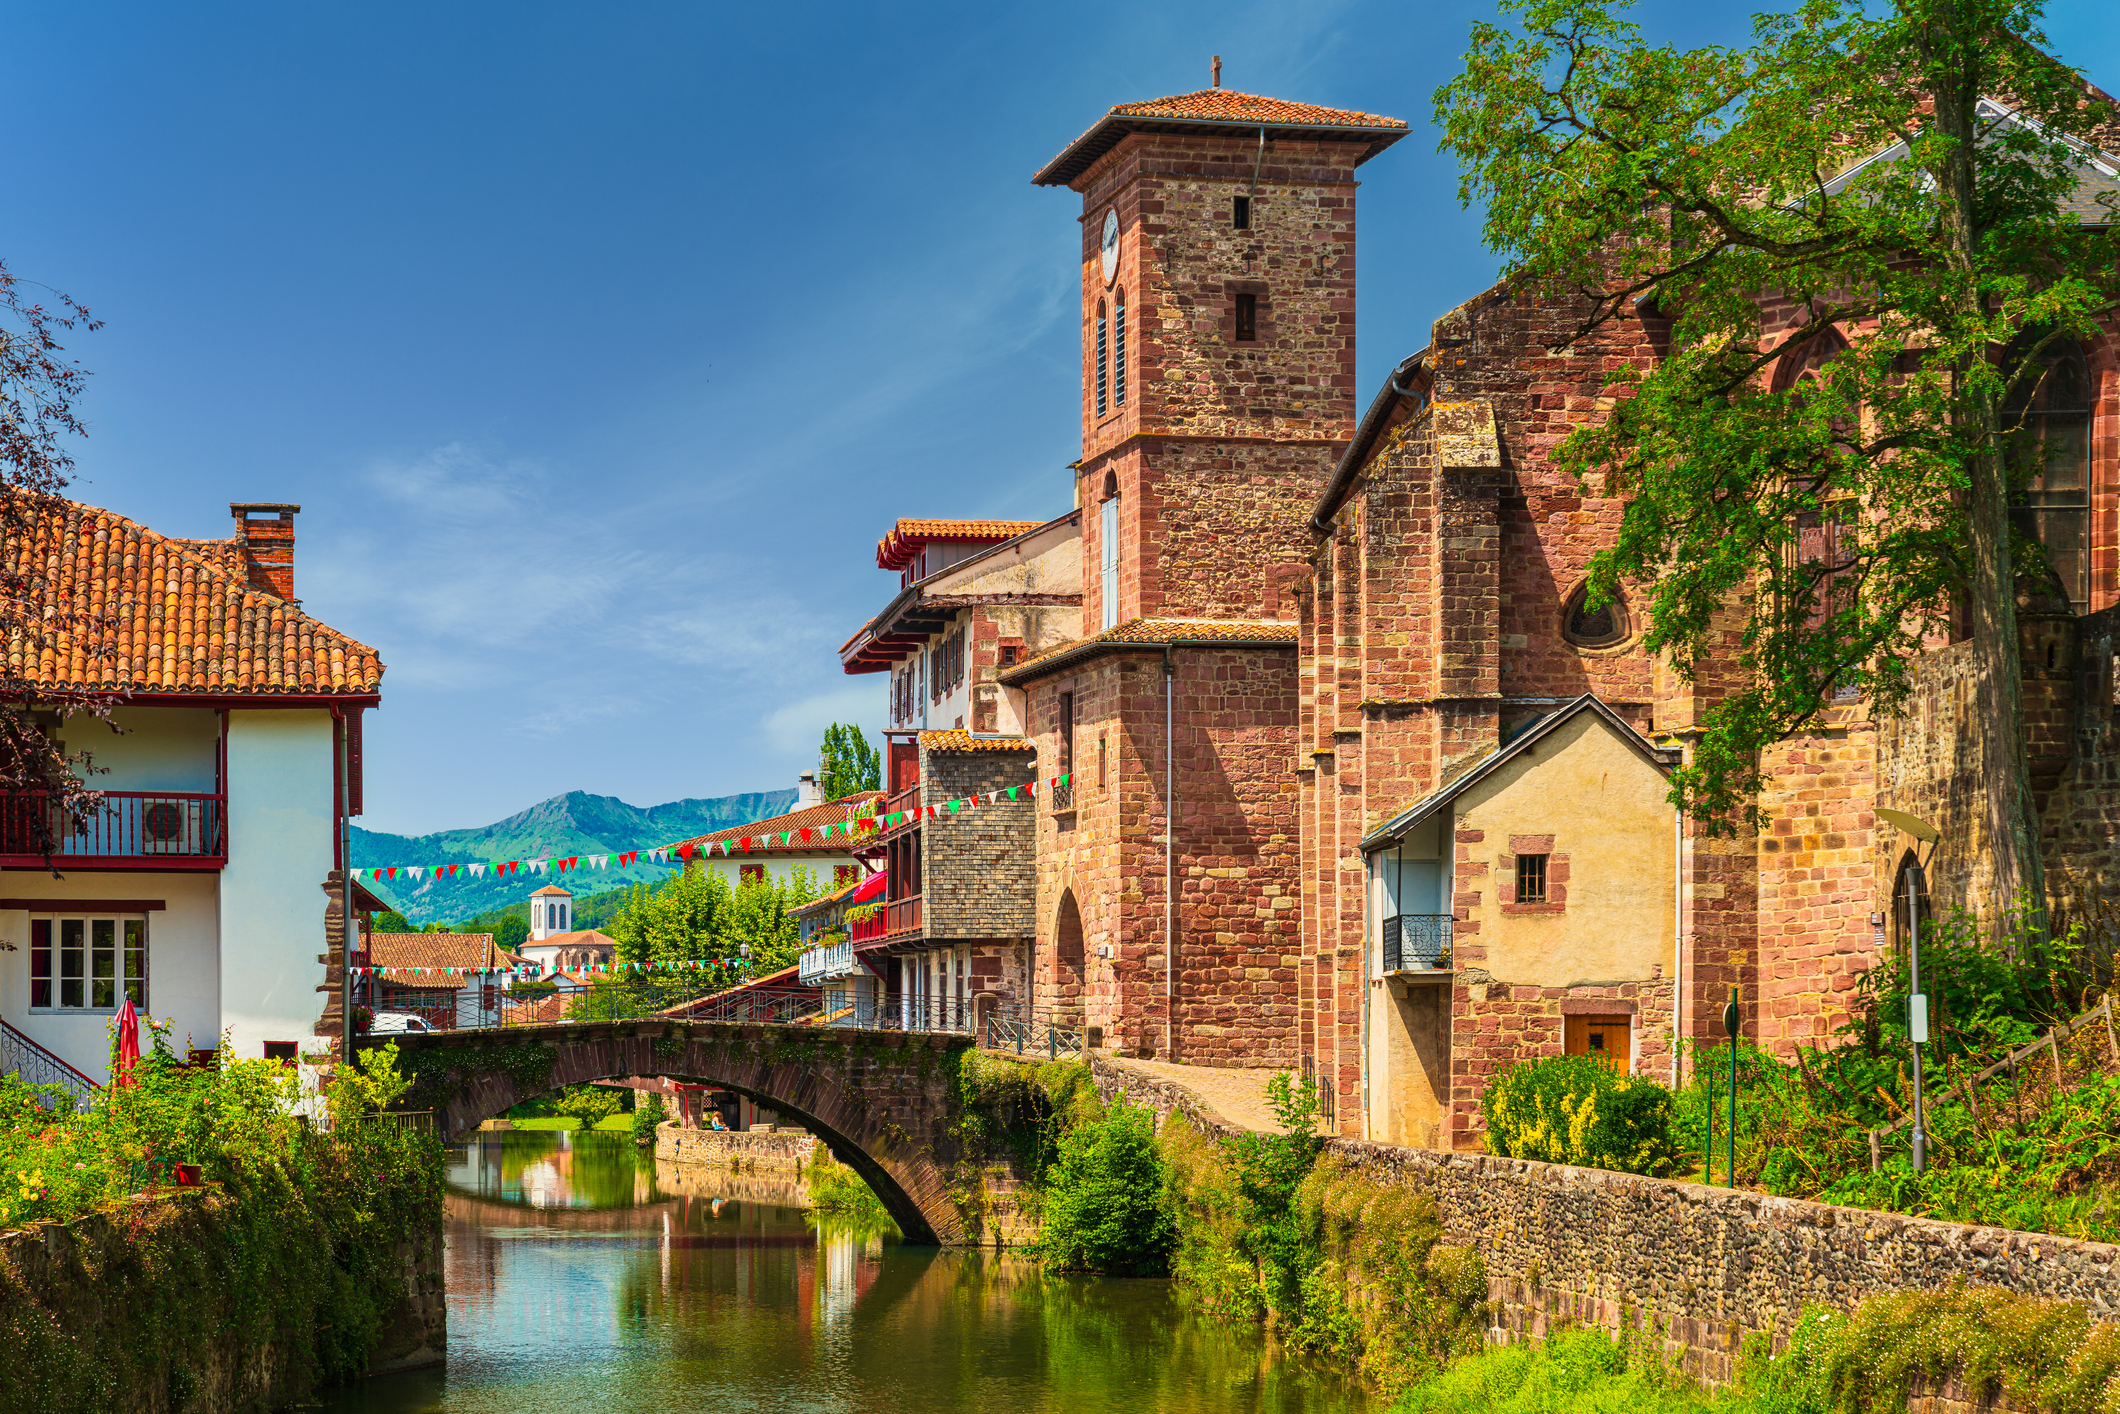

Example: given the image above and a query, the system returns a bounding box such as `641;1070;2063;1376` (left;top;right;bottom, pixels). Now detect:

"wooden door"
1564;1014;1631;1072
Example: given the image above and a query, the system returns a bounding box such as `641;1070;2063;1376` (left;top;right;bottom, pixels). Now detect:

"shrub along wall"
1092;1056;2120;1391
1329;1142;2120;1388
0;1184;443;1414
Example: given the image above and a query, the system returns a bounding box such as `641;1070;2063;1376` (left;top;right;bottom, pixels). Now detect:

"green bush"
1035;1095;1174;1275
630;1091;666;1143
806;1149;896;1232
1482;1056;1679;1175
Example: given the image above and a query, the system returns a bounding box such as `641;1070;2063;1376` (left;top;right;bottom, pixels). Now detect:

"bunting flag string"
353;957;739;980
354;774;1074;884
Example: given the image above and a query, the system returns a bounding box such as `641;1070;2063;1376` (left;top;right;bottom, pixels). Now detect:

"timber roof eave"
1359;694;1677;853
996;624;1297;686
839;510;1081;675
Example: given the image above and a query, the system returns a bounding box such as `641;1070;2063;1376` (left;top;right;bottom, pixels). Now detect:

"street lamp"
1876;807;1940;1174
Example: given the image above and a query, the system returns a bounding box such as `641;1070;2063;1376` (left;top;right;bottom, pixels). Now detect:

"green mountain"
353;789;796;925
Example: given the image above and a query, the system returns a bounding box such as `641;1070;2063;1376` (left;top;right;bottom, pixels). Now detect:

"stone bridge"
370;1019;974;1244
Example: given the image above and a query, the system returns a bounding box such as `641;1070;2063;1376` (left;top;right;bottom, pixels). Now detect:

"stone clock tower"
1032;86;1407;626
1006;85;1406;1073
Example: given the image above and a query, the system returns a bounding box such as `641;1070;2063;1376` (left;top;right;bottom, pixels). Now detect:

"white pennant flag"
590;854;608;869
470;863;486;878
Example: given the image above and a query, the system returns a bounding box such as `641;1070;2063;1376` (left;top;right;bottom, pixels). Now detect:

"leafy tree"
493;914;530;952
1435;0;2120;922
373;910;411;934
818;722;881;800
607;865;820;977
0;259;113;856
1035;1095;1175;1274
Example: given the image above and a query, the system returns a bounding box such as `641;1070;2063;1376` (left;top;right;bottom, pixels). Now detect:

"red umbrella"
116;999;141;1087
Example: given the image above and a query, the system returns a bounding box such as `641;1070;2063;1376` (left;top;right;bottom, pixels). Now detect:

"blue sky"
3;1;2113;835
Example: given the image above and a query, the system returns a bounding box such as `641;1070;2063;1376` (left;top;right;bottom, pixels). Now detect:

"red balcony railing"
0;791;227;867
850;911;887;942
884;894;923;939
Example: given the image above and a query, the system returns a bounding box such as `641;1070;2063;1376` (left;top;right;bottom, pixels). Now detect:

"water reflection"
324;1131;1365;1414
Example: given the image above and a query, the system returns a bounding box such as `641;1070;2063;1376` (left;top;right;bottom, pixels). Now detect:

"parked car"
368;1011;435;1034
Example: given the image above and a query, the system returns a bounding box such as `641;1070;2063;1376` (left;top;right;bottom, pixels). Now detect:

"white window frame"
29;913;149;1014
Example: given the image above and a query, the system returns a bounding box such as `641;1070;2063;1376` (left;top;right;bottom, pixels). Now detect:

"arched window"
1560;582;1630;648
1113;289;1127;407
2007;332;2093;611
1771;328;1860;648
1095;301;1109;418
1101;474;1120;630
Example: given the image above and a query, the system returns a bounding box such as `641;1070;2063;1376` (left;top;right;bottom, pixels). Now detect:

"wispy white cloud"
760;682;887;758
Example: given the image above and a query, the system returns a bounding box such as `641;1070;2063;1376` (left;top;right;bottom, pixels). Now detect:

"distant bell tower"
1034;80;1406;626
529;885;573;940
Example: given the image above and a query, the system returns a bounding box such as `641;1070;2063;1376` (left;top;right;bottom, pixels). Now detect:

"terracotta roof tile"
366;932;507;971
919;729;1033;754
1037;89;1408;186
671;792;886;854
529;885;573;898
1111;89;1406;128
876;518;1042;571
999;617;1298;682
6;494;383;697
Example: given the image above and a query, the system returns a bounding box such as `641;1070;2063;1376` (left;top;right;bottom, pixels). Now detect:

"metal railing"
1;1018;99;1109
885;894;923;939
798;939;855;986
1381;914;1453;972
985;1011;1086;1059
361;976;994;1038
0;790;227;861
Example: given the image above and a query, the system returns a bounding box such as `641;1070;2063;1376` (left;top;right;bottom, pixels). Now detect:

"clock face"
1100;208;1120;284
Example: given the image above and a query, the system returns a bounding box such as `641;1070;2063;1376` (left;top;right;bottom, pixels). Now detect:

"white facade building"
0;500;382;1085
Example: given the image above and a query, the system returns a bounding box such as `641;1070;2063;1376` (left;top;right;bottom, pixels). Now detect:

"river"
318;1129;1368;1414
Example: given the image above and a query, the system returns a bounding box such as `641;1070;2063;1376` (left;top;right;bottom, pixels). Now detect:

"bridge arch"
375;1020;973;1244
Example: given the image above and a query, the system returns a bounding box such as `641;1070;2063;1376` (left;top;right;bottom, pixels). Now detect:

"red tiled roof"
1112;89;1406;128
1036;89;1408;187
998;617;1299;682
366;932;507;971
670;792;887;854
920;729;1033;754
5;494;384;696
529;885;573;898
876;519;1042;571
523;929;615;952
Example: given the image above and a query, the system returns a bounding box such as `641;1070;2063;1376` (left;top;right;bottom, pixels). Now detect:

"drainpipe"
1673;806;1684;1090
1165;644;1176;1061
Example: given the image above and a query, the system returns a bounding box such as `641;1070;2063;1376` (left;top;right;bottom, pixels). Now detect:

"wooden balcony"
878;783;922;840
884;893;923;940
0;791;228;871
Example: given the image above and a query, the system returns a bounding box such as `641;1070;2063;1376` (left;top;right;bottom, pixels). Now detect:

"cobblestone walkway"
1098;1056;1288;1134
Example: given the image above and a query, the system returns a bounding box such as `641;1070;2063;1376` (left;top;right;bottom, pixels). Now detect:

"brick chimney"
230;503;299;600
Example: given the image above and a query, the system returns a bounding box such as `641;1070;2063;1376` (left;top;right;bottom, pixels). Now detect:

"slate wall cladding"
919;742;1037;941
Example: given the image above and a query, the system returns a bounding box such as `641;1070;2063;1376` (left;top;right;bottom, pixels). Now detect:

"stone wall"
0;1189;444;1412
655;1123;819;1171
1094;1055;2120;1389
1326;1141;2120;1387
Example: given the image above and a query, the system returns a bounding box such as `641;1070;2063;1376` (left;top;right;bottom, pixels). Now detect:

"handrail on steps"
1;1016;101;1109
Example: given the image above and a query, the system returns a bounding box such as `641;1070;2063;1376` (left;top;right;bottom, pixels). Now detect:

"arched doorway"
1052;889;1086;1024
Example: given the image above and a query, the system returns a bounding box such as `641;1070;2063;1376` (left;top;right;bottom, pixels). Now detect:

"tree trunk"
1926;3;2048;935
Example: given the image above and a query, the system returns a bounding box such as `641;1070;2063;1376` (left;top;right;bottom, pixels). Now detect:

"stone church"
977;78;2120;1149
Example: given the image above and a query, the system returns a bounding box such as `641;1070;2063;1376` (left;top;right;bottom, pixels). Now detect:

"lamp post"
1722;987;1739;1186
1876;808;1941;1174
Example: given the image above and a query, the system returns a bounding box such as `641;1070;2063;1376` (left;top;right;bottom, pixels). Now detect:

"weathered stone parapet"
1331;1140;2120;1387
0;1189;444;1410
654;1123;819;1171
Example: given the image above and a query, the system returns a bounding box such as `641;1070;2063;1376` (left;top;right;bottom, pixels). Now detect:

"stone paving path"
1099;1056;1288;1134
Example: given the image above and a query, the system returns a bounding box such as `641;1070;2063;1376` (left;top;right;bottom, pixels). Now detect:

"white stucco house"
0;500;383;1086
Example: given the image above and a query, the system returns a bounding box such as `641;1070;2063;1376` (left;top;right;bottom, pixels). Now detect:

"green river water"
318;1130;1369;1414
